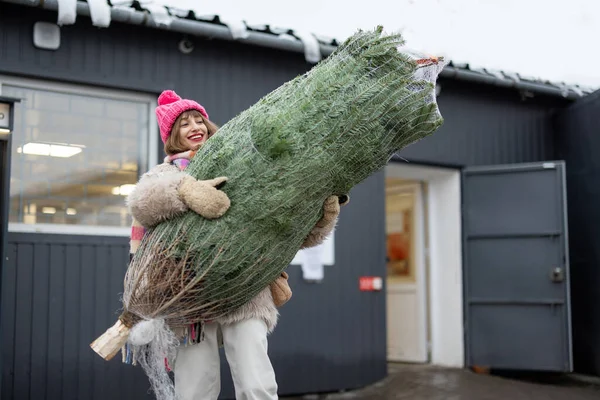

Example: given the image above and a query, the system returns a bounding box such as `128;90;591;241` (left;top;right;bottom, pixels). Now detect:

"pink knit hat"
155;90;209;143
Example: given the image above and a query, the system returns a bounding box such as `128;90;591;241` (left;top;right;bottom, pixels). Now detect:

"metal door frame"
0;96;18;285
0;96;17;263
461;160;572;371
0;96;18;396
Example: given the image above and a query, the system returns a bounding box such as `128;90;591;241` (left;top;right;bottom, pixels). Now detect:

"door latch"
550;267;565;283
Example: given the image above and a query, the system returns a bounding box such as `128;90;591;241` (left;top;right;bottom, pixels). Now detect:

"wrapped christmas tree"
91;26;446;398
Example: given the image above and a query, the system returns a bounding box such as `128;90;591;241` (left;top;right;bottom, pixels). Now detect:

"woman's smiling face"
177;113;209;150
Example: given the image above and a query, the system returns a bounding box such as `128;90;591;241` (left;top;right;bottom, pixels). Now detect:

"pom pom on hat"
155;89;210;143
158;90;181;106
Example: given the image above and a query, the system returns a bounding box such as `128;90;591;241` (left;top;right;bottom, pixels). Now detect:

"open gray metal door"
463;161;572;372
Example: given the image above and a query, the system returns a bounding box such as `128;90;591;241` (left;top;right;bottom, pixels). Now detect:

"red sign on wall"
359;276;383;292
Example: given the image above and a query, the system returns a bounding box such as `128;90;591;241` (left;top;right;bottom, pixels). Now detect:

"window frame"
0;75;158;237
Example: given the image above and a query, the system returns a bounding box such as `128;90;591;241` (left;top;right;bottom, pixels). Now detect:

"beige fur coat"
126;162;342;333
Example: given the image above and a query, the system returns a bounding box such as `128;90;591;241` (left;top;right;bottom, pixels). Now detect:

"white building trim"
387;162;464;368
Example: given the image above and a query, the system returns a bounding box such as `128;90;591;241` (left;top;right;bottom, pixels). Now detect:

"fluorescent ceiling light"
0;128;10;134
17;142;84;158
112;184;136;196
42;207;56;214
66;208;77;215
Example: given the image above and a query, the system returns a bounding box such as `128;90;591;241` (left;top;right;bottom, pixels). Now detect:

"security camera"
178;38;194;54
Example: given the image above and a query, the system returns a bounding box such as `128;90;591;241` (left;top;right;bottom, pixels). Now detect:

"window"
1;78;156;235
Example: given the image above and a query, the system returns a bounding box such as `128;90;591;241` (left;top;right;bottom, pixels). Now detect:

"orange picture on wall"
385;180;415;281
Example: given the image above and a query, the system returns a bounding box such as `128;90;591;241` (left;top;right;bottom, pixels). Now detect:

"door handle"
550;267;565;283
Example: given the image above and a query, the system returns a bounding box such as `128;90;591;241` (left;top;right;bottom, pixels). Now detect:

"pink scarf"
164;149;196;170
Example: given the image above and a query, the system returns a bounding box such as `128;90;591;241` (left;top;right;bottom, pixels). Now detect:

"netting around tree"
121;27;447;329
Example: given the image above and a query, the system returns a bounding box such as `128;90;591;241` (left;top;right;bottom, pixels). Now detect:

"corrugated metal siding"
554;90;600;376
1;233;154;400
398;79;566;167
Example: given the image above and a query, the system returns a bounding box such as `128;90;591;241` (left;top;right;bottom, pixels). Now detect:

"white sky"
158;0;600;89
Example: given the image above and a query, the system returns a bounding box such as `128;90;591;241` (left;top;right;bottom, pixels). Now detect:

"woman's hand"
178;176;231;219
301;194;349;249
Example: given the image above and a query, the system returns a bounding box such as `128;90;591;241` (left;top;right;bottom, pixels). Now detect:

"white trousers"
174;318;278;400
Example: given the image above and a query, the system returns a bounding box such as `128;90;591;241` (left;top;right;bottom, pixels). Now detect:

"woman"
126;90;347;400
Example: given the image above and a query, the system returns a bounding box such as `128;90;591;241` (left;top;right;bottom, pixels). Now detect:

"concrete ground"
286;363;600;400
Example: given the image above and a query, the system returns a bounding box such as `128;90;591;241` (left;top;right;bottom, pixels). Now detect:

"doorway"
385;177;428;362
385;162;464;368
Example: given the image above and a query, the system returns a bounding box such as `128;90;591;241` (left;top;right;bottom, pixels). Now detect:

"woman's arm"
127;164;230;228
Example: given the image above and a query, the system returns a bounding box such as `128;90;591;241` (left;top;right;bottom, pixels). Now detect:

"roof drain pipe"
439;66;579;100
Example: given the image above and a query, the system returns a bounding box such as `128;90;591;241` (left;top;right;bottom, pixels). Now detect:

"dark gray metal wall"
0;2;576;399
398;79;568;167
1;233;156;400
554;90;600;376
